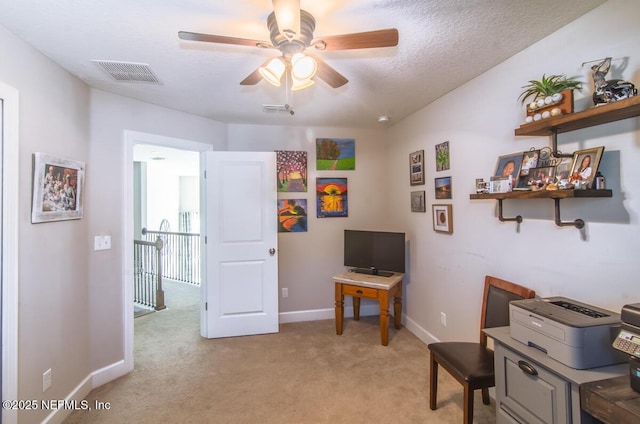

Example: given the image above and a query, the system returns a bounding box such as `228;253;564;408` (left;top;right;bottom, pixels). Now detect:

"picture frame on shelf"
432;204;453;234
494;152;523;189
410;191;426;212
409;150;425;185
519;149;540;176
569;147;605;189
519;166;555;189
31;152;85;223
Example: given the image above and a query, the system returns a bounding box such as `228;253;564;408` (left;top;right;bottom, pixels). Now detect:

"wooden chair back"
479;275;536;346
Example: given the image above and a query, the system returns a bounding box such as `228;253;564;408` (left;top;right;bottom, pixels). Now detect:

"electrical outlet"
282;288;288;298
43;368;52;392
440;312;447;327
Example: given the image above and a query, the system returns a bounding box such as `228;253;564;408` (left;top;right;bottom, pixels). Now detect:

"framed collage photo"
409;150;425;185
31;152;85;223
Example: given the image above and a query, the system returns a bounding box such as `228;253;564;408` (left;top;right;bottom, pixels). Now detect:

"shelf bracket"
550;128;574;158
498;199;523;223
553;198;585;229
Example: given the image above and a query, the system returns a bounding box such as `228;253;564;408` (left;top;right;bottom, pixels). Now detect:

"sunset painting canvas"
316;178;348;218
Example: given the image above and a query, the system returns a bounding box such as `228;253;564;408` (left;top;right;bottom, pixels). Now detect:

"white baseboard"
91;359;130;389
403;314;440;346
41;374;92;424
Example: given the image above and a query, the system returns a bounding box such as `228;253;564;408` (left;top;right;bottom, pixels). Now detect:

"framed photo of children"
31;152;85;223
409;150;425;185
569;147;604;189
494;152;523;189
432;204;453;234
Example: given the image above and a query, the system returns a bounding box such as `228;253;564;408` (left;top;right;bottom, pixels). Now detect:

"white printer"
509;297;627;369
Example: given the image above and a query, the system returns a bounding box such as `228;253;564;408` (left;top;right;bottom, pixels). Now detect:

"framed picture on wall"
409;150;425;185
31;152;85;223
277;199;308;232
434;176;452;199
316;178;348;217
432;204;453;234
411;191;426;212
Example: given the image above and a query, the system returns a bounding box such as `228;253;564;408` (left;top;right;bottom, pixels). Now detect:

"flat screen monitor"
344;230;405;276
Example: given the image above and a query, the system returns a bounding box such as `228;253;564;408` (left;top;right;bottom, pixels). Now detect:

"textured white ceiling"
0;0;606;128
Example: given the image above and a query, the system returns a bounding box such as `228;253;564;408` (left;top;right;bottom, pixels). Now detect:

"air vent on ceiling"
92;60;162;84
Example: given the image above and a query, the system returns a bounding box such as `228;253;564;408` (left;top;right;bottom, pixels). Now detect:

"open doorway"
123;131;213;374
133;144;201;317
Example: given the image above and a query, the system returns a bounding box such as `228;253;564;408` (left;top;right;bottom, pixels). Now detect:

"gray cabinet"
485;327;627;424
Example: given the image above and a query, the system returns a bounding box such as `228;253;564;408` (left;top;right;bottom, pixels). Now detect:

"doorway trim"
1;81;19;424
123;130;213;373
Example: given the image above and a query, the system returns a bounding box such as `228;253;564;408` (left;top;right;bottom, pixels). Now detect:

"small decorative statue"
590;57;637;105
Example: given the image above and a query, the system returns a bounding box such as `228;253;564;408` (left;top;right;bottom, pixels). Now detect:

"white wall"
389;0;640;344
0;24;91;424
87;90;227;375
228;124;393;316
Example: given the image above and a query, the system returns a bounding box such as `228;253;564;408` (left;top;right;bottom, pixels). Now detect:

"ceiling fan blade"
312;28;398;51
179;31;272;48
310;55;348;88
240;59;273;86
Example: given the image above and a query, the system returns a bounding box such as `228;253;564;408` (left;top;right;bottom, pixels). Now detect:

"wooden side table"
332;270;403;346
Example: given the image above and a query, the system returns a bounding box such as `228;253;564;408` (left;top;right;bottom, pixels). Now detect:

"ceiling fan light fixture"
259;57;286;86
291;75;314;91
291;53;317;80
273;0;300;41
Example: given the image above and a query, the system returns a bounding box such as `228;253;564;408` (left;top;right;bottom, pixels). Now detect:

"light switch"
94;235;112;251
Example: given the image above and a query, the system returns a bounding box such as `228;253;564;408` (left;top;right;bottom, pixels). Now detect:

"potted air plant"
518;74;583;111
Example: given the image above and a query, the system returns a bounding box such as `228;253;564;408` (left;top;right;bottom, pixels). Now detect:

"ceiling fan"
178;0;399;90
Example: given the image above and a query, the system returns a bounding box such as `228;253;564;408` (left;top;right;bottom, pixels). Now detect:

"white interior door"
201;151;278;338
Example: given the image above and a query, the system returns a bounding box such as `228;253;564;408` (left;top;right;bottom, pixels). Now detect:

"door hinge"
204;236;207;244
205;302;208;311
204;170;206;179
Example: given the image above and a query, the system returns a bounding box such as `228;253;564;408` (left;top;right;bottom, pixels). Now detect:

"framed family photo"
409;150;425;185
569;147;604;188
31;152;85;223
432;204;453;234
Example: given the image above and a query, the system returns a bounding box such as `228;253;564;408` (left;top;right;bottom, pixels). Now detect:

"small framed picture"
432;204;453;234
31;152;85;223
494;152;523;190
411;191;426;212
434;176;452;199
409;150;425;185
519;149;540;176
569;147;604;189
435;141;450;171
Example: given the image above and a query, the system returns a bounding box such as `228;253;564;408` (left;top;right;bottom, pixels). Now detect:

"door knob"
269;248;276;256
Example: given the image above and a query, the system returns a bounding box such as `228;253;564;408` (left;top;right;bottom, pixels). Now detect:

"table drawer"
343;285;378;299
496;343;570;424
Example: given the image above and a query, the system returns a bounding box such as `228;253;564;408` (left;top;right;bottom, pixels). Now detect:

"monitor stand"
351;267;394;277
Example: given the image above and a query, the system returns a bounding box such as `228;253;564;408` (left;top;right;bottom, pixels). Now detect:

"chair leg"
463;384;474;424
481;387;490;405
429;353;438;410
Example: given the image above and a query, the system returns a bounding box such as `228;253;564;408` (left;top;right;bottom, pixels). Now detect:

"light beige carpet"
65;280;497;423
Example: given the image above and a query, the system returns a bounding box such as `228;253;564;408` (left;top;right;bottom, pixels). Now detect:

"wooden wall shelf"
515;95;640;137
469;189;612;201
